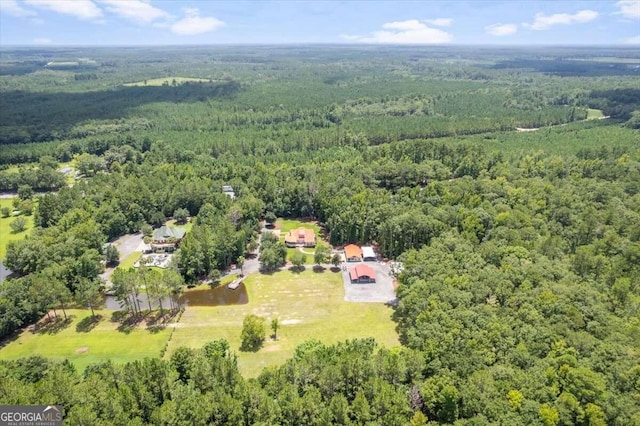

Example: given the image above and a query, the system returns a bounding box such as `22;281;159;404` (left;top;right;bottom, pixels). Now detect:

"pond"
179;282;249;307
102;283;248;310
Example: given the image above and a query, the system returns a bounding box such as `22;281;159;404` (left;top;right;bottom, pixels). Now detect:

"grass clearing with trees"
0;198;34;260
0;309;172;372
166;269;399;377
123;77;212;87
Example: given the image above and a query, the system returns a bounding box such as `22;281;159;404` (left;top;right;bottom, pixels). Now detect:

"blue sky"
0;0;638;46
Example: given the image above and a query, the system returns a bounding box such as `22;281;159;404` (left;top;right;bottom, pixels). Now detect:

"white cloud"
524;9;598;30
424;18;452;27
0;0;37;17
341;19;453;44
624;35;640;44
614;0;640;19
26;0;103;20
100;0;170;24
485;23;518;36
170;8;224;36
33;37;52;44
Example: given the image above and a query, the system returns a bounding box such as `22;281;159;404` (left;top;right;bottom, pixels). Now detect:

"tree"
259;245;286;271
17;184;33;200
240;314;266;352
265;211;277;227
163;269;185;311
141;223;153;237
290;250;306;271
331;253;341;268
236;256;245;276
104;244;119;267
208;269;221;286
75;153;105;177
75;278;102;317
314;243;330;266
271;318;280;341
52;279;72;321
1;207;9;218
173;208;189;225
10;216;27;233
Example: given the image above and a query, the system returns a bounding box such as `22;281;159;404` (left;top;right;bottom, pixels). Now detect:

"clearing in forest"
123;77;212;87
0;309;172;372
166;269;399;377
0;198;34;260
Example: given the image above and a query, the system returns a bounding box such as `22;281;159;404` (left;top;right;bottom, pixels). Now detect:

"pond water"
102;283;248;310
179;283;248;306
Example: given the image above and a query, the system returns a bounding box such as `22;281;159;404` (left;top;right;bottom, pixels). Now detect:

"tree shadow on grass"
239;342;264;353
312;265;326;273
111;311;143;334
258;267;282;275
289;265;306;273
146;310;179;333
329;266;342;273
0;332;20;350
75;315;103;333
31;315;73;335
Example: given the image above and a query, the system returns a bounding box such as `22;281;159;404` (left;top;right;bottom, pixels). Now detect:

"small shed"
222;185;235;199
361;246;376;262
349;264;376;284
344;244;363;262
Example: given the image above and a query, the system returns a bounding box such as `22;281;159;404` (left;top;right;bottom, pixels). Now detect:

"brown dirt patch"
75;346;89;354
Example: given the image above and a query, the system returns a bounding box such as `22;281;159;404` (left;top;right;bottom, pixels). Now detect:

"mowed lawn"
276;218;321;236
166;269;399;377
0;309;172;372
0;198;34;260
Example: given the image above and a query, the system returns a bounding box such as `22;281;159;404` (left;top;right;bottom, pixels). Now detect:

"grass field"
166;219;193;233
276;218;321;236
0;309;172;372
124;77;211;87
587;108;605;119
166;269;399;377
0;198;34;261
117;251;141;270
0;271;398;377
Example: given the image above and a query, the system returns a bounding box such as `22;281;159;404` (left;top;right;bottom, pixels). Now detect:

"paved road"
233;227;265;276
100;233;144;285
0;262;11;283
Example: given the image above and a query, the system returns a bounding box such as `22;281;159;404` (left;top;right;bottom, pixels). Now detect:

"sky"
0;0;639;46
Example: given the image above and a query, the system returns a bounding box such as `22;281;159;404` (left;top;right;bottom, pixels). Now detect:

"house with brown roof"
349;264;376;283
284;227;316;248
344;244;363;262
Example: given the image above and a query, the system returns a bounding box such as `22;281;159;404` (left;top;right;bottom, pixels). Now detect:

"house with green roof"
151;225;186;252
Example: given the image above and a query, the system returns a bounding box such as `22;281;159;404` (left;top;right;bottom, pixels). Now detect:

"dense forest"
0;46;639;425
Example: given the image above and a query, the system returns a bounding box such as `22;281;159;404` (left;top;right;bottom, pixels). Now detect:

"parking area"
341;261;397;303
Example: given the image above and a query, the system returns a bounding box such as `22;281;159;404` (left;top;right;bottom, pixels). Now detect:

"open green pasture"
0;309;172;372
166;269;398;377
0;198;34;261
586;108;605;119
276;218;321;236
123;77;212;87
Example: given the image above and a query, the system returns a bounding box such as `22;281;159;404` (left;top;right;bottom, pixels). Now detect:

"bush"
10;216;27;233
